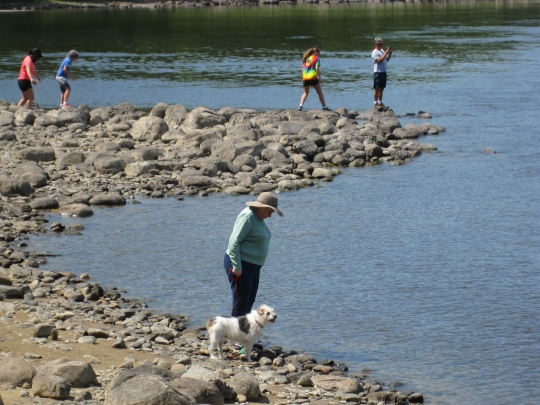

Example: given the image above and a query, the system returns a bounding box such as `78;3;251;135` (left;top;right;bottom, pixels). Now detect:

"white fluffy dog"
206;304;277;361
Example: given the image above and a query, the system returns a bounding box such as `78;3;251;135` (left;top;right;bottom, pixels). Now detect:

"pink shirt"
18;55;35;81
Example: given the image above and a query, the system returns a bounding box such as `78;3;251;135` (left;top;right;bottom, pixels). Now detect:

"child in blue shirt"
56;50;79;109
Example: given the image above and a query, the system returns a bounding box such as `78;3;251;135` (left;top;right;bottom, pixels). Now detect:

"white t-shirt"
372;49;387;73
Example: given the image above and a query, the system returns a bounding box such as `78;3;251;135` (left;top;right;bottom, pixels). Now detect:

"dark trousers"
224;253;261;317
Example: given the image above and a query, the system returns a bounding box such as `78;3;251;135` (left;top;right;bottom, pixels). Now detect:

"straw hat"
246;192;283;217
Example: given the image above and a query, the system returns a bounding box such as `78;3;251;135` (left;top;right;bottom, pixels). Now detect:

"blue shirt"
57;57;72;78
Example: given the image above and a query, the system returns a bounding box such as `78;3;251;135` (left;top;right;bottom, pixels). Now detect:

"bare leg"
18;88;35;109
62;89;71;104
313;83;326;107
300;86;310;106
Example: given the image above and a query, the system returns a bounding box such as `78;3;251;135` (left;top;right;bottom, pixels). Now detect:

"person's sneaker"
236;347;245;355
322;107;331;111
297;106;302;111
62;103;72;108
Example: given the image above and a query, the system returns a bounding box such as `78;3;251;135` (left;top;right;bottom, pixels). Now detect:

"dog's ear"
257;306;265;316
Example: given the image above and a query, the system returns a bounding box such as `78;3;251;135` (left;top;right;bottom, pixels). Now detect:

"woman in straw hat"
224;192;283;321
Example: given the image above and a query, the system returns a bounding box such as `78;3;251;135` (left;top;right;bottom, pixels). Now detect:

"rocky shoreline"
0;100;439;404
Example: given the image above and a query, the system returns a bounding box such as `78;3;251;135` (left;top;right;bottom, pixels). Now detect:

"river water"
2;2;540;405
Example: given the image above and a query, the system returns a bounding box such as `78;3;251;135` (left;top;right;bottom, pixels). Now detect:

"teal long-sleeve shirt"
226;207;271;271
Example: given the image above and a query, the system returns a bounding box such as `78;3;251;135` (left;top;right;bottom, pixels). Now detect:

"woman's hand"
232;269;242;276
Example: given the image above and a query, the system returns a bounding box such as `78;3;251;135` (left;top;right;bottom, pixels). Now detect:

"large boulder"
38;358;99;388
34;114;59;127
170;378;223;405
0;176;34;196
29;196;59;210
11;161;48;187
164;104;189;129
16;147;55;162
105;374;195;405
106;364;174;393
89;107;111;126
228;372;260;400
0;111;14;126
130;147;161;161
14;109;36;126
56;111;85;127
94;156;126;173
57;151;86;166
366;391;407;405
311;375;363;394
89;193;126;206
0;357;36;387
182;175;215;188
32;373;71;399
182;107;226;130
0;285;25;298
211;141;238;162
181;365;235;400
58;203;94;217
125;161;155;177
150;103;169;119
130;116;169;142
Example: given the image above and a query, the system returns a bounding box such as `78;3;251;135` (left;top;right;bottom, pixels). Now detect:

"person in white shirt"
371;37;392;109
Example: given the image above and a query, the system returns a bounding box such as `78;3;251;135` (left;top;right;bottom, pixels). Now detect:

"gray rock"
182;107;226;130
16;147;55;162
96;141;122;153
211;141;238;162
293;139;319;158
78;336;97;344
150;103;169;119
311;168;334;179
55;111;85;127
409;392;424;403
104;374;195;405
14;109;36;126
58;203;94;217
378;116;402;134
365;143;383;159
164;104;189;129
94;156;126;173
131;147;162;161
34;114;59;127
311;375;362;394
0;357;36;387
278;122;306;135
89;193;126;206
30;197;59;210
0;176;34;196
39;358;98;388
57;151;86;166
131;116;169;142
32;373;71;399
182;175;214;188
0;111;14;126
232;154;257;168
229;372;260;400
366;390;406;405
170;377;224;405
32;323;58;339
125;161;155;177
89;108;111;126
107;364;174;393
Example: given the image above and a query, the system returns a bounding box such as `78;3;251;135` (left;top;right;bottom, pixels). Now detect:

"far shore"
0;0;506;12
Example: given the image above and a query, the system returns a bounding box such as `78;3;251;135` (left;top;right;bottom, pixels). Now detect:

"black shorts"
56;76;71;92
18;79;32;92
373;72;387;89
303;79;320;87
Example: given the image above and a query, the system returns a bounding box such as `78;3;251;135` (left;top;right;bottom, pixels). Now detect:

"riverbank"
0;100;439;404
0;0;503;11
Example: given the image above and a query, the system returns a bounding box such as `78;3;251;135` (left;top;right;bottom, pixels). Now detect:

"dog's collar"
255;320;264;329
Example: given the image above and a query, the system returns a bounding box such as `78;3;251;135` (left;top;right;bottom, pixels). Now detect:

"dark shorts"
18;79;32;92
373;72;387;89
303;79;320;87
56;76;71;92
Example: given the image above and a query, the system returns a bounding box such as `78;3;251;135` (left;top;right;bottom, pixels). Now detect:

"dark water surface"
3;2;540;405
